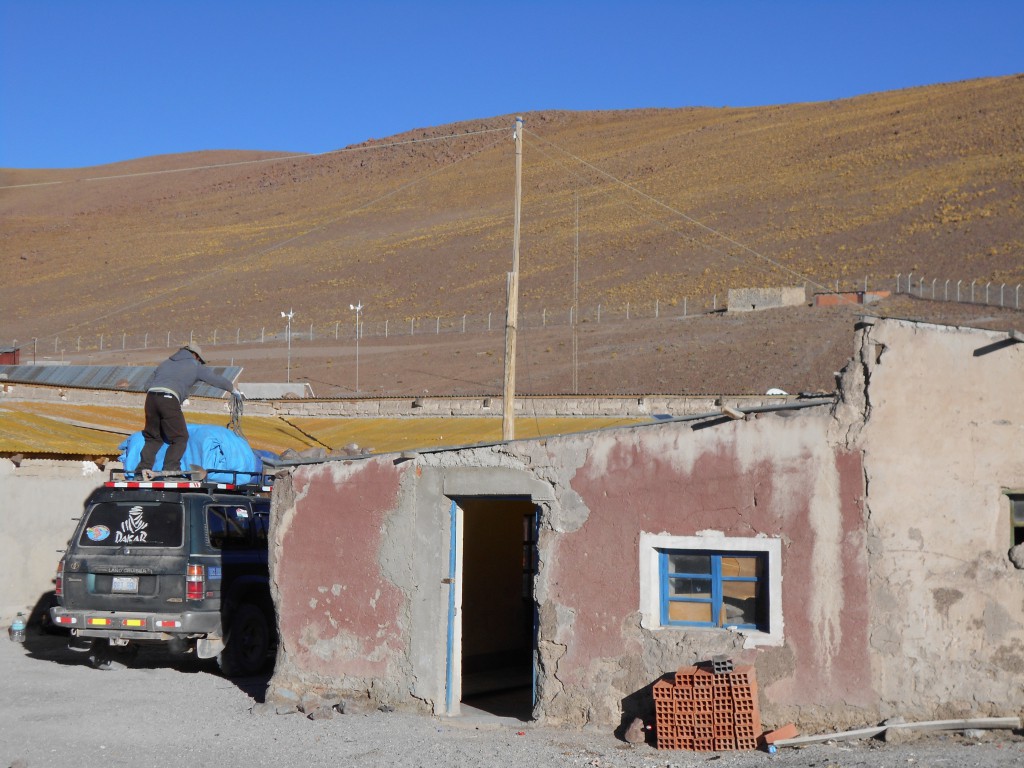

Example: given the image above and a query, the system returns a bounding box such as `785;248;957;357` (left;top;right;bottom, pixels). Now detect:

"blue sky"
2;0;1022;169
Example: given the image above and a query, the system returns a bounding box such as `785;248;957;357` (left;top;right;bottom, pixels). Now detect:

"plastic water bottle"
8;612;26;643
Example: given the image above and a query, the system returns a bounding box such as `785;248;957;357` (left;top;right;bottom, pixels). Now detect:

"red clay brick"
762;723;799;744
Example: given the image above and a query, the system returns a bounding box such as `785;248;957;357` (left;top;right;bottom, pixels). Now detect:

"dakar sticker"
116;505;149;544
86;525;111;542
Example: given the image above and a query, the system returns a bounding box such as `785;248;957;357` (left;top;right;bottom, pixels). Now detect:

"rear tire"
218;603;270;677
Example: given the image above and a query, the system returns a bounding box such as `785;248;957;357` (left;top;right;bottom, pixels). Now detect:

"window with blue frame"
659;549;768;630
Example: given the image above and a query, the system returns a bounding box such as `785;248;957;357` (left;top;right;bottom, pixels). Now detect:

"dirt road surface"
3;630;1023;768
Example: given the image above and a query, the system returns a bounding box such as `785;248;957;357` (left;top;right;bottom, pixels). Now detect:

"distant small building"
0;347;20;365
814;290;891;307
239;382;315;399
727;286;805;312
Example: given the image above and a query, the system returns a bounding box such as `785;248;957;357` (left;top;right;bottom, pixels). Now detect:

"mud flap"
197;636;225;659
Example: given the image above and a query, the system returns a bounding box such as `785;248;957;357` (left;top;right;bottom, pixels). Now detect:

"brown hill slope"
1;76;1022;397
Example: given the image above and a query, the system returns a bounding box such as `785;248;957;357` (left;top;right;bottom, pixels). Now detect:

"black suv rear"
50;471;275;676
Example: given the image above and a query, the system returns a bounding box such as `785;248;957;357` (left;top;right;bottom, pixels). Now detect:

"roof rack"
105;467;274;494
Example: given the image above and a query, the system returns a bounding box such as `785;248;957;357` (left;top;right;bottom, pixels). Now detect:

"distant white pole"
350;302;363;393
281;309;295;384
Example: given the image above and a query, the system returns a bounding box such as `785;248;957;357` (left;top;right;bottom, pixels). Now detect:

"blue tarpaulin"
120;424;263;483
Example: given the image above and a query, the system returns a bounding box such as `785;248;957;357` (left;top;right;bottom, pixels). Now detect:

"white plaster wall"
0;459;105;622
857;319;1024;718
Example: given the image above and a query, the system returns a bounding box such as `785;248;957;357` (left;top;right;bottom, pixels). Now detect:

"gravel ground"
3;630;1023;768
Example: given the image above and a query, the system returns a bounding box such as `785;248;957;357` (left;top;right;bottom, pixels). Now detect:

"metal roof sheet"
0;365;241;398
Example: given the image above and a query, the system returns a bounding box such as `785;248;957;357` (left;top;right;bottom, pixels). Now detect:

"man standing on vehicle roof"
136;343;242;478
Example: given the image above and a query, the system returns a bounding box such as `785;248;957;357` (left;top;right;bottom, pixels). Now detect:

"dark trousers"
138;392;189;473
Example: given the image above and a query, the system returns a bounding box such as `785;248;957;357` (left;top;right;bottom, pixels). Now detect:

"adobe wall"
836;318;1024;721
0;459;105;623
265;317;1024;728
267;405;871;729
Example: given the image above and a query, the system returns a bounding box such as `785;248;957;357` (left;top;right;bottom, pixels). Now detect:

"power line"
524;127;842;298
0;126;509;190
33;133;509;344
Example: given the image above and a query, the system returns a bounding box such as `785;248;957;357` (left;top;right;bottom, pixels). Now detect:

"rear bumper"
50;605;222;642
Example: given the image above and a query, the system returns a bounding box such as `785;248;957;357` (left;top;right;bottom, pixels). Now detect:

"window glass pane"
207;506;251;550
723;580;761;625
668;601;713;623
721;556;761;578
669;577;712;597
79;502;183;548
668;553;710;574
1011;497;1024;526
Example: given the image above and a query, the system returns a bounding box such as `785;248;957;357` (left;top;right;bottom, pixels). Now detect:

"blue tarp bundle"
120;424;263;483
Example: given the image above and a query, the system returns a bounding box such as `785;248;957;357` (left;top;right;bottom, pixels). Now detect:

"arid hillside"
1;75;1022;396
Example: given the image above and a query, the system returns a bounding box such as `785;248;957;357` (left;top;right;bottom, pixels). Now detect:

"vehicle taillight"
186;564;205;601
55;560;64;597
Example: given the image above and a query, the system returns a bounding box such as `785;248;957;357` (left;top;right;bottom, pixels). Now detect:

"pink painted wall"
275;460;407;679
546;422;871;715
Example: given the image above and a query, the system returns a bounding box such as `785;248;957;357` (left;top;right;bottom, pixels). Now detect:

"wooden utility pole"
503;117;523;441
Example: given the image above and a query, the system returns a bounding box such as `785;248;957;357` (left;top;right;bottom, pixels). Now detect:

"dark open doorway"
457;496;537;719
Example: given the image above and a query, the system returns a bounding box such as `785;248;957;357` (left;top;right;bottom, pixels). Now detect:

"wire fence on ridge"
15;273;1024;361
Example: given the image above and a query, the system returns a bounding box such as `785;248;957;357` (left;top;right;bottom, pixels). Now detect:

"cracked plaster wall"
264;317;1022;729
841;318;1024;720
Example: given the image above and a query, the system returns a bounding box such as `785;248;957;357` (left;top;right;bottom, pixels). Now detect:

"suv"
50;470;275;676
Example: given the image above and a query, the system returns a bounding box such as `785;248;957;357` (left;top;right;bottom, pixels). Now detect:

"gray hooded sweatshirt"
145;348;235;402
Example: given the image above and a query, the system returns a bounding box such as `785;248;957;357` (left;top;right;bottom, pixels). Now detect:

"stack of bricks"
652;662;761;751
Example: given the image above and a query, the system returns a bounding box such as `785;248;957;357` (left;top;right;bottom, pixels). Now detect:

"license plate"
112;576;139;593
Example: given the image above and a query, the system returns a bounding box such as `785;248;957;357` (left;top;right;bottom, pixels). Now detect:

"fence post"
896;273;901;293
261;327;265;344
122;332;126;350
487;312;492;332
385;319;389;338
1017;284;1021;309
77;336;81;351
957;280;962;302
684;297;687;317
971;280;976;302
597;304;601;323
335;321;339;340
713;295;717;311
99;334;103;351
985;282;991;305
1000;283;1005;307
655;299;659;318
864;275;868;292
944;280;949;301
167;331;171;348
411;318;415;336
236;329;240;345
462;314;466;333
144;332;148;349
626;302;630;320
213;329;217;345
436;317;440;335
542;308;546;327
309;323;314;341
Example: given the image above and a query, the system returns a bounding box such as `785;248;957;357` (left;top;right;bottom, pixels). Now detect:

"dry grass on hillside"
2;75;1022;396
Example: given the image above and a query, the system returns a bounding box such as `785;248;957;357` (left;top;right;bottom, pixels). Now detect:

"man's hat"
183;343;205;363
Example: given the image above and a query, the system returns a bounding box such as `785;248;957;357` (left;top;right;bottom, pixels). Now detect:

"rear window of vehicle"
207;505;252;549
79;502;184;548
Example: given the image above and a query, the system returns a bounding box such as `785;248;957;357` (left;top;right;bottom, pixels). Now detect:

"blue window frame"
658;549;767;630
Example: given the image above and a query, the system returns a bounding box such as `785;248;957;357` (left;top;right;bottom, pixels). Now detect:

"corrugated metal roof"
0;365;241;399
0;401;647;458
